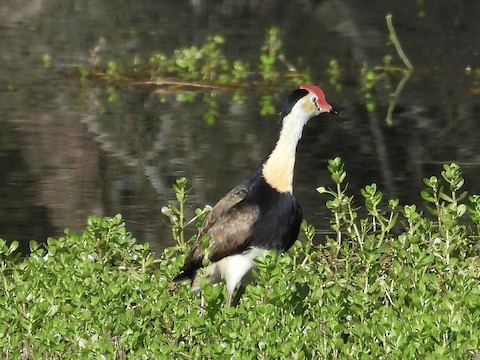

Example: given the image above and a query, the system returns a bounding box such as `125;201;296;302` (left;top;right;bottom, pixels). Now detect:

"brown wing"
201;183;250;234
173;183;259;282
204;203;259;261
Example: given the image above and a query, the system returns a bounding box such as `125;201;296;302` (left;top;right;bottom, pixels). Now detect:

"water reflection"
1;0;480;254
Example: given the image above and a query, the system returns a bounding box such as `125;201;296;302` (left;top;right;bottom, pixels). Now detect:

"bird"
173;84;337;307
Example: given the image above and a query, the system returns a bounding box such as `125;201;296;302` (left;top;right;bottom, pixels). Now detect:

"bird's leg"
226;292;233;308
231;284;247;308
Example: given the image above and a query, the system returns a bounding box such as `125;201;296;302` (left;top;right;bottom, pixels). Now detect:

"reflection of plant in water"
81;27;314;124
259;95;276;117
327;59;342;92
203;92;219;125
358;14;414;124
360;67;377;113
323;14;414;123
82;16;413;125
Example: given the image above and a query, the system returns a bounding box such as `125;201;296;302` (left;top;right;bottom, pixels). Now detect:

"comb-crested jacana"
173;84;337;307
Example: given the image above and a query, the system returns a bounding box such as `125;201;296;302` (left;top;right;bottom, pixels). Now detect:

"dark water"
1;0;480;254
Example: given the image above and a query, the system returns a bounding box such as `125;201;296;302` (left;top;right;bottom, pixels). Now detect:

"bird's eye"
310;95;318;105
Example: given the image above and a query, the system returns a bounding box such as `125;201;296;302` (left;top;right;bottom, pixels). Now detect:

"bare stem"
386;14;414;71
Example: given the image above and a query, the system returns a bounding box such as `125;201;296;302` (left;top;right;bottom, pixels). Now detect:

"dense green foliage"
82;27;314;123
81;17;414;125
83;27;311;88
1;159;479;359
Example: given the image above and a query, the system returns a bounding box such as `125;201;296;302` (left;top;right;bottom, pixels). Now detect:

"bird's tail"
172;272;191;283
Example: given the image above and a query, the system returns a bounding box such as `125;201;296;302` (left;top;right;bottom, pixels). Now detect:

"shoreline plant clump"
81;27;311;90
81;27;314;123
80;15;415;126
1;159;479;359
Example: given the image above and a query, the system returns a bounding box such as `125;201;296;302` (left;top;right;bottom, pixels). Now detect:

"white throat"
262;105;311;193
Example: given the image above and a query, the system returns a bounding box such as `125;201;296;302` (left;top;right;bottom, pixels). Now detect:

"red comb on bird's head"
300;84;337;115
300;84;326;102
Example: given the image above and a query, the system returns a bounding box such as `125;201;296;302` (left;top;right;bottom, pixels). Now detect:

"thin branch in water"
386;14;414;71
129;80;224;92
383;14;414;125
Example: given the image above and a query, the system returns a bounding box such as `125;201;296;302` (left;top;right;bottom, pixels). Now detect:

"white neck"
262;106;310;193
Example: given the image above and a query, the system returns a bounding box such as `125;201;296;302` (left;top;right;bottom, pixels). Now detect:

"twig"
129;80;224;91
383;14;414;125
386;14;414;71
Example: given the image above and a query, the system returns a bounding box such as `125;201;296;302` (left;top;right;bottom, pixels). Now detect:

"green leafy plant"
80;28;315;124
161;177;210;250
259;27;283;82
83;27;311;90
1;161;479;358
314;158;480;358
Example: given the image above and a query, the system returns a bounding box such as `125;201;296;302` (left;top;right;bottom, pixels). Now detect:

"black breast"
245;175;303;252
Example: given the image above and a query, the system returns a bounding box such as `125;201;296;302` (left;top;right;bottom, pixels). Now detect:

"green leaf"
9;241;19;254
108;283;120;295
81;309;92;321
316;186;327;194
457;204;466;217
420;190;434;203
29;240;38;252
439;192;453;203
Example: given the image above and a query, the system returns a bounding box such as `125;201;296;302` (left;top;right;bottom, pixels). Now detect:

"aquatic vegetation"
80;27;313;123
1;160;479;358
327;59;342;92
81;28;311;91
81;16;414;125
359;14;414;124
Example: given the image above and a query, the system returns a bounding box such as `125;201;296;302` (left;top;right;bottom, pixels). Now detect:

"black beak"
329;107;339;115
